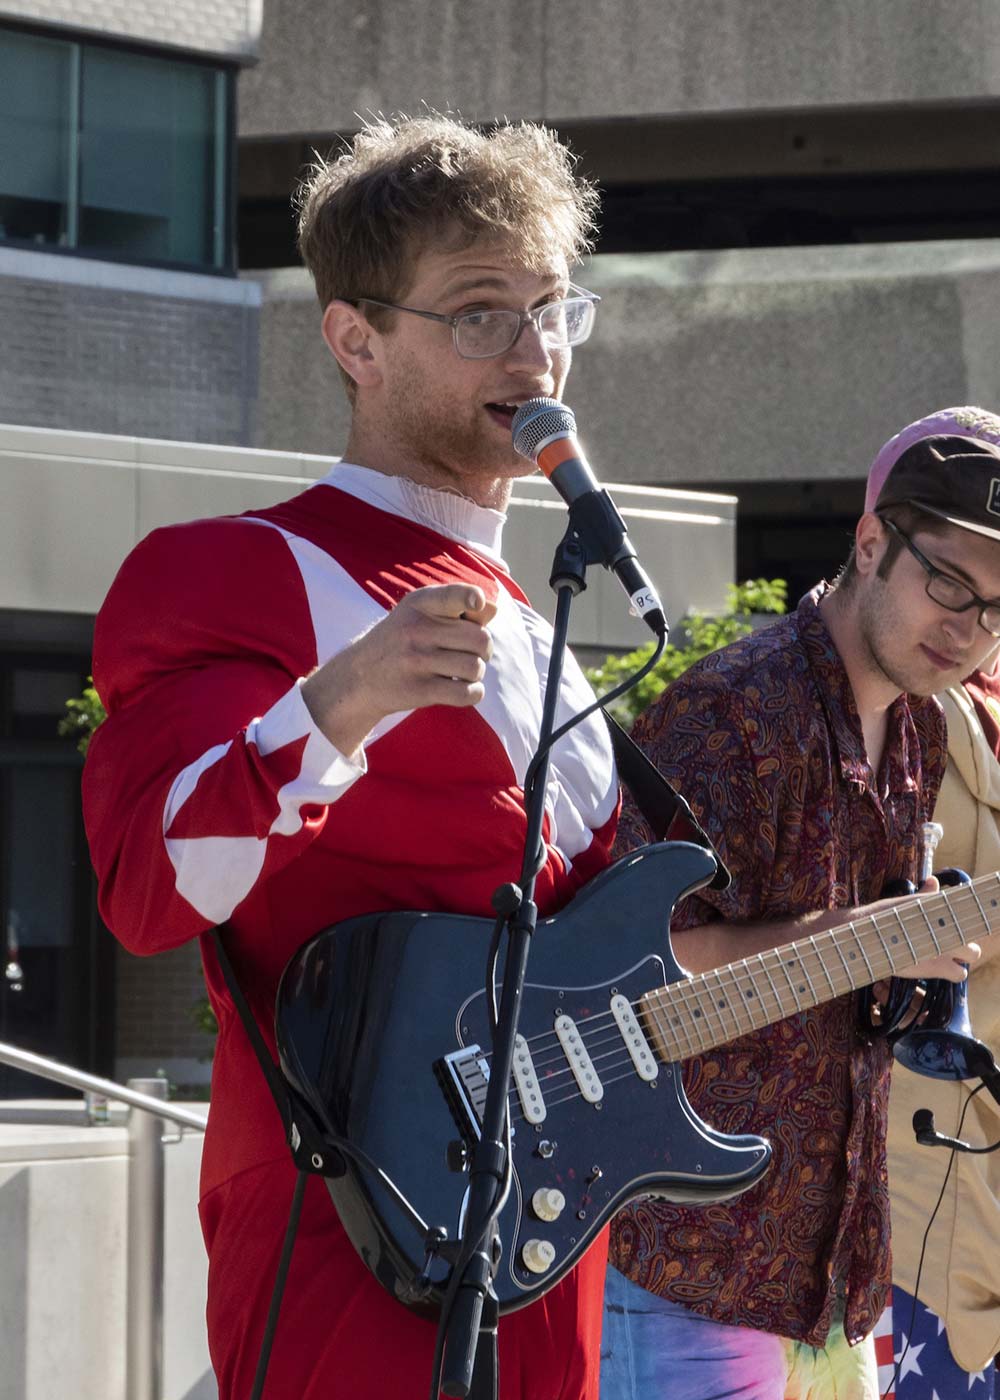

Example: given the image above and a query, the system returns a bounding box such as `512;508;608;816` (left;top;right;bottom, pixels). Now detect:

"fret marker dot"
744;989;755;998
938;919;946;927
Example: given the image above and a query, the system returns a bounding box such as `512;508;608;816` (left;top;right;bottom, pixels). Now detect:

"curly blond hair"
295;113;599;312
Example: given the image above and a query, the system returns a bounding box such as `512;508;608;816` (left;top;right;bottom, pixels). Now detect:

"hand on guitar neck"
668;875;983;983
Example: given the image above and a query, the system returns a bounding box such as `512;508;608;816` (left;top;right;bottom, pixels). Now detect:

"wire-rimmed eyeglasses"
351;285;600;360
881;516;1000;636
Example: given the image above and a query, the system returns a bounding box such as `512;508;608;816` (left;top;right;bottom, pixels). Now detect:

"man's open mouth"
485;402;520;428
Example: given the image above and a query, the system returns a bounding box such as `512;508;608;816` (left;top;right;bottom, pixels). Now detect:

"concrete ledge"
0;1122;128;1162
0;0;262;63
0;248;260;306
0;422;735;644
571;238;1000;489
0;1103;213;1400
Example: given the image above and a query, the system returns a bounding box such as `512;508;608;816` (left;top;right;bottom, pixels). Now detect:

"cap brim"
916;501;1000;543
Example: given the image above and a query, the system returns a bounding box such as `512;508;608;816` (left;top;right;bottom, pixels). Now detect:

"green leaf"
58;679;107;755
584;579;787;724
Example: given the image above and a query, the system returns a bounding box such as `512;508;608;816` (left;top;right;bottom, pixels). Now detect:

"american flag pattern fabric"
876;1286;996;1399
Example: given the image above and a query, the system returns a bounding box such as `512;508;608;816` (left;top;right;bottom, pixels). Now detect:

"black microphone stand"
438;515;624;1399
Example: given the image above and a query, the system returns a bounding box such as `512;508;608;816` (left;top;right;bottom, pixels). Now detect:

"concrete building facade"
238;0;1000;598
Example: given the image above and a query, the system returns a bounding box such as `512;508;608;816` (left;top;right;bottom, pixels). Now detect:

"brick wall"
115;940;216;1071
0;0;261;61
0;254;259;445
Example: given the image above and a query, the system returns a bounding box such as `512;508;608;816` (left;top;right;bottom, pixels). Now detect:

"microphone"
511;398;667;635
912;1107;1000;1155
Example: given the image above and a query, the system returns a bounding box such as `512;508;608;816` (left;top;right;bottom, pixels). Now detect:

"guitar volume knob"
521;1238;556;1274
531;1187;566;1222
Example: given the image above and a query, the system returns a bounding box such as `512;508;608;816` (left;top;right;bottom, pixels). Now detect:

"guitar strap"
208;926;336;1175
603;710;731;891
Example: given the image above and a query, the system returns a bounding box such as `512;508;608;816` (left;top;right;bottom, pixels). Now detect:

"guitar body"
275;842;771;1316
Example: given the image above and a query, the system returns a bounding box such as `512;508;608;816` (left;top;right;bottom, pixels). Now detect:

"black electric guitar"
275;840;997;1317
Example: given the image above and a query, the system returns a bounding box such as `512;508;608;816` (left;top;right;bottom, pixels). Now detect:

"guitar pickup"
511;1033;546;1124
555;1014;604;1103
611;994;659;1082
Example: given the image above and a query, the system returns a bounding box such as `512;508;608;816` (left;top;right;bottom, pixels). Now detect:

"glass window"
80;47;223;267
0;31;74;247
0;656;113;1097
0;25;231;272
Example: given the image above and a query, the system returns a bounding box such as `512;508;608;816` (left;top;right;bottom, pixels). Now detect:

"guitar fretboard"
639;872;1000;1063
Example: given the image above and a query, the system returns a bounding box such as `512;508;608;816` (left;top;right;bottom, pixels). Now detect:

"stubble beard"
386;361;525;487
857;583;963;698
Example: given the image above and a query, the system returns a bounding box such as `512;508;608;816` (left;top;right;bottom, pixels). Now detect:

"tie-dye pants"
600;1266;879;1400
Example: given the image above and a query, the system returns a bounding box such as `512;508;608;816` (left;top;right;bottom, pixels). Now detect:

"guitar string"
478;878;996;1072
503;932;991;1124
472;881;998;1123
501;918;980;1114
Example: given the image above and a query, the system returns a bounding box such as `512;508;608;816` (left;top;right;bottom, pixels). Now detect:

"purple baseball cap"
865;406;1000;543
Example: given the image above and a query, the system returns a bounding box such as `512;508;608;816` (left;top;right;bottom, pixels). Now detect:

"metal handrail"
0;1039;207;1130
0;1038;208;1400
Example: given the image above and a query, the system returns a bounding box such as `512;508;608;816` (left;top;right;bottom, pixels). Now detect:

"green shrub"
585;579;788;725
58;680;106;755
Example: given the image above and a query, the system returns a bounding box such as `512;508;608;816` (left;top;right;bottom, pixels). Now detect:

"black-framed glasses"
881;516;1000;636
351;284;600;360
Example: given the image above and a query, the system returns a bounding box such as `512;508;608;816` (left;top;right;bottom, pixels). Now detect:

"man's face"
364;238;573;494
857;517;1000;695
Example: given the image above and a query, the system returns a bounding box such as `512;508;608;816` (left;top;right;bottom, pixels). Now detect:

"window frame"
0;19;236;276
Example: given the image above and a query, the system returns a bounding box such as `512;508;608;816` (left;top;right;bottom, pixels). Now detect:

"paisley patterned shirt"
608;587;946;1346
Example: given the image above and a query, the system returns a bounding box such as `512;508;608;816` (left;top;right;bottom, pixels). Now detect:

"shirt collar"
316;461;508;563
796;584;919;796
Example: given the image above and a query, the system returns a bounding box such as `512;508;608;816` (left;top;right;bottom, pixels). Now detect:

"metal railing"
0;1039;207;1400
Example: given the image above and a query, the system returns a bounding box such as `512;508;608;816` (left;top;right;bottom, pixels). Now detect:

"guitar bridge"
436;1046;491;1142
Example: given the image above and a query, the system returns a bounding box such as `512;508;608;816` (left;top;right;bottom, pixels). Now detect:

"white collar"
318;462;508;564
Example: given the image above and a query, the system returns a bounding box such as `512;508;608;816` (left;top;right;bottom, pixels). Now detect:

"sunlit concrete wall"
239;0;1000;135
0;423;734;648
249;237;1000;491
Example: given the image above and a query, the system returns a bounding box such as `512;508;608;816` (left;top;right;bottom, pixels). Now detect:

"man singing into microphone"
601;409;1000;1400
83;113;617;1400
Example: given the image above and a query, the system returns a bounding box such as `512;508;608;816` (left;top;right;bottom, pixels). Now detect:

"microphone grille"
511;397;576;461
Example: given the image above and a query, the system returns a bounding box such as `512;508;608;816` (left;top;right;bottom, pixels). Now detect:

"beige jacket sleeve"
887;684;1000;1372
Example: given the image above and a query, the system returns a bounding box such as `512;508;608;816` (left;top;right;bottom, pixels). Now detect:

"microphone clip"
912;1104;1000;1155
562;494;668;637
565;490;630;572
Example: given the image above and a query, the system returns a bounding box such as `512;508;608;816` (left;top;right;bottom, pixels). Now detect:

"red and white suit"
84;463;620;1399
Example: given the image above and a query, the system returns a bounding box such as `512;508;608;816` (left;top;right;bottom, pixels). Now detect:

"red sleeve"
84;516;365;955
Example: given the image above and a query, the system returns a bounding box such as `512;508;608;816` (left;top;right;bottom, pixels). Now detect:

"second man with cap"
601;407;1000;1400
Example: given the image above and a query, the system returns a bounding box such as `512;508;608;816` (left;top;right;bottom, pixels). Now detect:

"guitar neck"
640;871;1000;1064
